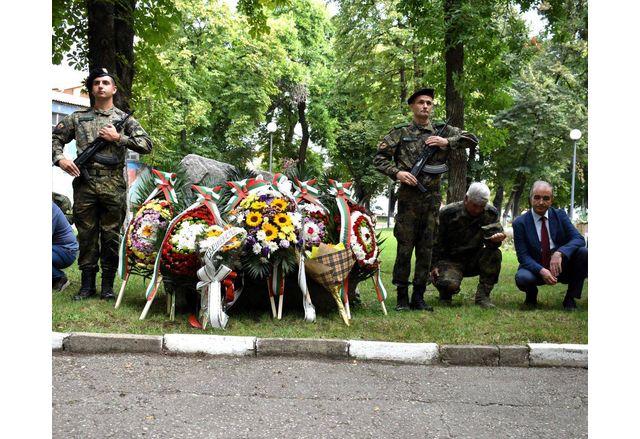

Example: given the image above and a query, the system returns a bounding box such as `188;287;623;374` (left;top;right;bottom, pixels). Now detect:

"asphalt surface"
53;353;587;438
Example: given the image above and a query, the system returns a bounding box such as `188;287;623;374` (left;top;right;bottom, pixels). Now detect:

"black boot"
73;271;97;300
562;291;577;312
410;286;434;311
100;271;116;300
395;287;410;311
521;290;538;310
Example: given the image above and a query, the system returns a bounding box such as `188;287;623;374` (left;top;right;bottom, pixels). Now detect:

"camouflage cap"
85;68;116;89
407;87;435;104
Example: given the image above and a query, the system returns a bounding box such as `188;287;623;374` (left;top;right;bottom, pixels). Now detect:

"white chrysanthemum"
252;243;262;255
303;221;320;241
256;230;267;241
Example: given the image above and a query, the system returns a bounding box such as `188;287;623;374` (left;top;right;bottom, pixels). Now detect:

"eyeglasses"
532;195;552;201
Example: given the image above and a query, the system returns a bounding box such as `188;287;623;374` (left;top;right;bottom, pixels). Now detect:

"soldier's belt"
85;168;122;177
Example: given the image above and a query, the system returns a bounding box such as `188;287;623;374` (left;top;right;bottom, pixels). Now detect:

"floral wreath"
349;210;379;269
160;204;216;278
126;199;173;272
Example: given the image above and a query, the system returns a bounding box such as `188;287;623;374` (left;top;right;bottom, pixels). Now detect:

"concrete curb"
64;332;163;354
256;338;348;358
164;334;256;356
51;332;587;368
528;343;588;368
349;340;439;365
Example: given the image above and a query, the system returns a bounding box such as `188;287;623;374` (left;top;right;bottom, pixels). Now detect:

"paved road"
53;353;587;438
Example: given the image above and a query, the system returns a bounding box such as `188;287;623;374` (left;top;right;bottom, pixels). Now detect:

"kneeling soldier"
430;182;505;308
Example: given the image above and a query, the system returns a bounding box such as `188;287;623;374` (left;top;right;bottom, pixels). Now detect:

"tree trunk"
113;0;137;112
493;184;504;216
297;99;309;166
399;65;407;109
444;0;467;203
85;0;136;111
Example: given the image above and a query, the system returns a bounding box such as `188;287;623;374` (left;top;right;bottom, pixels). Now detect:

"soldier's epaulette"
393;122;410;129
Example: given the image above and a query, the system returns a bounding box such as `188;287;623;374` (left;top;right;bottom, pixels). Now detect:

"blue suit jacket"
512;208;585;274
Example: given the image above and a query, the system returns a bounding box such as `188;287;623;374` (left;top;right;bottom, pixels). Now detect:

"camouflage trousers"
392;185;441;289
433;247;502;297
72;172;127;273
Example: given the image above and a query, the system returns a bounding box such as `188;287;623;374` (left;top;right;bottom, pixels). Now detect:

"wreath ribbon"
144;169;178;204
225;177;270;212
293;178;327;212
196;226;247;329
327;179;356;319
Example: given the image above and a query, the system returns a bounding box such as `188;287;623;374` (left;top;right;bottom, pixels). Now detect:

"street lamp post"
266;122;277;173
569;129;582;221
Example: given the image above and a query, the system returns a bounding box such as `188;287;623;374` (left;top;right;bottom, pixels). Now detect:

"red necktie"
540;216;550;269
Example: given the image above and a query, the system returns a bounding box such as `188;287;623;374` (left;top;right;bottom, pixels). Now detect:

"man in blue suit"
512;181;588;311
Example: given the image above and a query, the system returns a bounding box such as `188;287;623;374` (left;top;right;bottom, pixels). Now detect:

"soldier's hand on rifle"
99;124;122;143
425;136;449;149
396;170;418;186
58;159;81;177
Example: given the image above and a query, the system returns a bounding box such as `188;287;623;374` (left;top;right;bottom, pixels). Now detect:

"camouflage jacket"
432;201;503;265
373;120;479;191
52;106;152;168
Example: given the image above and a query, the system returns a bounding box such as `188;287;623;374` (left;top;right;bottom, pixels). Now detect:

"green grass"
52;229;587;345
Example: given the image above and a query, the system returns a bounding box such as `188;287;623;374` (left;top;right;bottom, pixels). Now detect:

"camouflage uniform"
431;201;503;305
52;192;74;225
52;106;152;277
374;120;478;308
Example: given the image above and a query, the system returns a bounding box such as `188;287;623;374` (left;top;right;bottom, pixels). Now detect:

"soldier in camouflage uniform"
431;182;506;308
373;87;478;311
52;68;152;301
52;192;74;225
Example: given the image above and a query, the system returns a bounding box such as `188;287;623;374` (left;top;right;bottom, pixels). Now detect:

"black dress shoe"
520;301;537;311
410;300;434;312
100;290;116;300
73;289;96;300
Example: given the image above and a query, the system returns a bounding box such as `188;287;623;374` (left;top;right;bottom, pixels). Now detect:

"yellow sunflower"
246;211;263;227
271;198;288;211
262;223;279;241
274;213;292;228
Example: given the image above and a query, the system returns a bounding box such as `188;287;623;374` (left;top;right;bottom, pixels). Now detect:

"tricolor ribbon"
372;267;388;315
225;177;270;212
140;185;223;320
196;226;247;329
192;184;224;226
293;178;327;212
327;179;356;319
144;169;178;204
272;173;294;199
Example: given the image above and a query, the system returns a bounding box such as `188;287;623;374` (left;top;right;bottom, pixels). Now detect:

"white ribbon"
298;251;316;322
196;227;247;329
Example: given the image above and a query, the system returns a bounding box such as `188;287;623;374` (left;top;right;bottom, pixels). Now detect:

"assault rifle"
410;118;450;193
74;112;133;181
